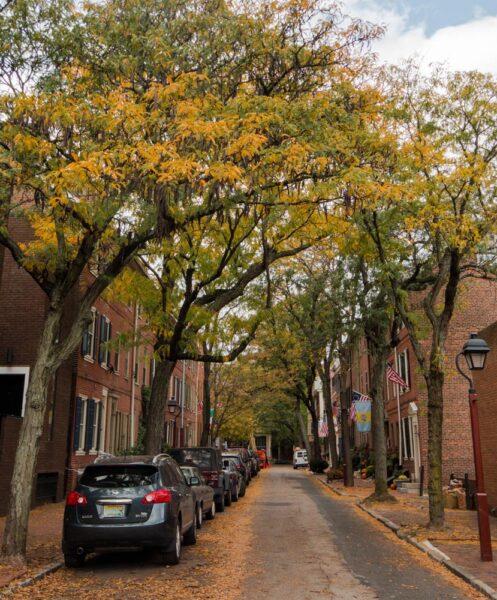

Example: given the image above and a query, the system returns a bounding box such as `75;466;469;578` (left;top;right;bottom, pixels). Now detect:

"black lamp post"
167;397;181;447
455;333;492;562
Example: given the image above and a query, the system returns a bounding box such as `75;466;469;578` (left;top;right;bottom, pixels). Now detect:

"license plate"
103;504;126;518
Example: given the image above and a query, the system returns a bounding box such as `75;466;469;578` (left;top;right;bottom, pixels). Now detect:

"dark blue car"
62;454;196;567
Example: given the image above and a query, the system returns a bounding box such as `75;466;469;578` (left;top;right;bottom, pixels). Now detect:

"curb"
314;476;497;600
0;560;64;597
358;502;497;600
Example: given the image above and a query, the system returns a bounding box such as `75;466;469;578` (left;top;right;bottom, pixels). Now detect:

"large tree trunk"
200;360;211;446
320;358;339;467
1;308;62;561
426;368;445;528
144;357;176;453
296;399;311;456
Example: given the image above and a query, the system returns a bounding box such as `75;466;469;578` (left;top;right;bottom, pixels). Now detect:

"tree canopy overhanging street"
2;0;497;597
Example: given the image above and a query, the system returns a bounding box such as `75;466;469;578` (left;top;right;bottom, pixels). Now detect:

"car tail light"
141;489;172;504
66;491;87;506
204;471;220;486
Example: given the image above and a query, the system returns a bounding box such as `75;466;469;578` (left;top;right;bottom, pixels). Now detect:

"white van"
293;449;309;469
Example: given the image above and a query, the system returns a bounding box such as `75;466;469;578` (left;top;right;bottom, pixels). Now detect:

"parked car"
293;449;309;469
222;457;242;502
180;465;216;527
222;452;248;494
228;447;252;484
169;447;230;512
247;449;260;476
62;454;196;568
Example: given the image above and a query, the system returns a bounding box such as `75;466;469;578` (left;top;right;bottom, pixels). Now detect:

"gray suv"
62;455;196;567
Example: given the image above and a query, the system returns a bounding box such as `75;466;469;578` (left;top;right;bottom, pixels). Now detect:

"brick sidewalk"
0;502;64;588
320;476;497;592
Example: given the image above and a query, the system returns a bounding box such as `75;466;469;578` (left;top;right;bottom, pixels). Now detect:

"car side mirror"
189;476;200;486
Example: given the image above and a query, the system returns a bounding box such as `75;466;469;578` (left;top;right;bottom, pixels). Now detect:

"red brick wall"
474;321;497;511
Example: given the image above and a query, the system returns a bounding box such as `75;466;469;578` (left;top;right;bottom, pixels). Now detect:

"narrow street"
6;467;485;600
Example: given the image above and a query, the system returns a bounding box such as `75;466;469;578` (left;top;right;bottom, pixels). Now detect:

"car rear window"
169;449;215;469
80;465;158;488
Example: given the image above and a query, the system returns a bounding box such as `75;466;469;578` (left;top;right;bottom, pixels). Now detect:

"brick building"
473;321;497;512
345;277;497;486
0;220;204;514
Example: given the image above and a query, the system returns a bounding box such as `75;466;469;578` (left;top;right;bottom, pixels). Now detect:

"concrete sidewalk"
318;475;497;596
0;502;64;589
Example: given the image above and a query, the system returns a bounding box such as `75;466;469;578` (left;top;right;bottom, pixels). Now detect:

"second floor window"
397;349;410;390
81;308;97;359
98;316;111;367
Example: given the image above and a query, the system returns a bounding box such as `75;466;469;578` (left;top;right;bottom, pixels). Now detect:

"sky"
342;0;497;74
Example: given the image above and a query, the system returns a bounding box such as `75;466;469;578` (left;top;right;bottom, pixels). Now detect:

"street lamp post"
167;397;182;448
455;333;493;562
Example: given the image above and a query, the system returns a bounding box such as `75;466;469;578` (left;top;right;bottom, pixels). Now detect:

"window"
397;349;410;390
80;465;158;488
98;316;111;367
124;351;130;379
113;335;120;374
0;367;29;417
402;417;414;460
73;396;87;452
81;308;97;359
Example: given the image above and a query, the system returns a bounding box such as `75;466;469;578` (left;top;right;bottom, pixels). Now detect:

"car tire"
225;489;232;507
162;522;181;565
216;493;225;513
64;552;85;568
206;500;216;520
196;504;203;529
183;516;197;546
239;480;246;497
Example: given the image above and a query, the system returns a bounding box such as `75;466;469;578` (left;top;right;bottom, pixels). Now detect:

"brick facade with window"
347;277;497;486
0;219;205;513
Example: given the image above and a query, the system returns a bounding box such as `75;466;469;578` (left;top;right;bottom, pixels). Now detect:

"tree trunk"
426;368;445;528
296;399;311;456
200;360;211;446
1;308;62;561
309;405;322;461
321;359;339;467
144;358;176;454
340;372;354;487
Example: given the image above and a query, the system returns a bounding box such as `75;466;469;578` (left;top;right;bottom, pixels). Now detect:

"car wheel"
206;500;216;520
196;504;203;529
239;480;246;497
225;488;232;507
232;485;239;502
216;493;225;513
162;522;181;565
64;552;85;568
183;515;197;546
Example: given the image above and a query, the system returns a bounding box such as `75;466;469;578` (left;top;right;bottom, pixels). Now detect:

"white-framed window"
90;399;106;454
0;366;30;418
124;350;130;379
401;417;414;460
82;307;97;361
74;396;88;454
113;335;120;374
397;349;410;390
98;315;111;368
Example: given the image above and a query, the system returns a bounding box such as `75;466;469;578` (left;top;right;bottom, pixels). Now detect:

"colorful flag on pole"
318;419;328;437
386;363;408;388
354;399;371;433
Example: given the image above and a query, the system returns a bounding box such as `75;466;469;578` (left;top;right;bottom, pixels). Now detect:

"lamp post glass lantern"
456;333;493;562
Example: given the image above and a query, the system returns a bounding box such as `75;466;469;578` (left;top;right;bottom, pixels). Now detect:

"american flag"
350;391;371;422
386;363;408;388
318;419;329;437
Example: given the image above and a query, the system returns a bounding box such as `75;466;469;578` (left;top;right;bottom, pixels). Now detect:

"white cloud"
342;0;497;75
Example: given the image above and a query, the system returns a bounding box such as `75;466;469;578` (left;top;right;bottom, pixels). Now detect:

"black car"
222;453;248;495
62;455;196;567
169;447;229;512
222;457;243;501
179;465;216;527
227;448;252;485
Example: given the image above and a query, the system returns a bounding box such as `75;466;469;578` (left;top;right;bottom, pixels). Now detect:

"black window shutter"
73;397;82;450
98;316;106;364
93;311;100;360
107;321;112;365
84;399;96;451
95;402;103;451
